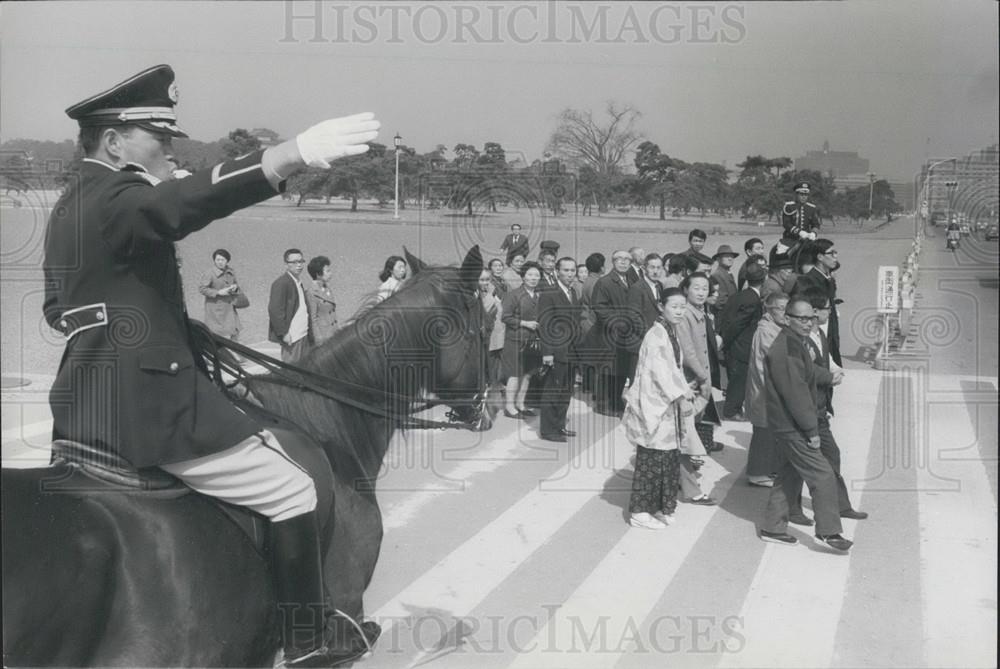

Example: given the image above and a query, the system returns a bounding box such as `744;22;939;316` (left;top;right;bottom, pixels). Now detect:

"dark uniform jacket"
43;153;279;468
794;267;842;366
538;284;582;363
780;200;821;246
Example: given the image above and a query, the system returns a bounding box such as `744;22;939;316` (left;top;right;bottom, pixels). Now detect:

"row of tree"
1;103;901;219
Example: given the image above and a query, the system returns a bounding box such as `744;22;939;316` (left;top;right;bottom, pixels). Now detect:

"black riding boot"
271;512;329;667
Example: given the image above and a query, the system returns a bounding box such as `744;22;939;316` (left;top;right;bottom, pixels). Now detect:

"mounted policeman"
42;64;380;667
777;181;822;263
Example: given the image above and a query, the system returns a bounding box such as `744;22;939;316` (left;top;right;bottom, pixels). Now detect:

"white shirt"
288;273;309;344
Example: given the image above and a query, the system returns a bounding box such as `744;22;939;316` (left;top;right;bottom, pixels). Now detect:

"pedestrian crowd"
197;188;866;554
467;192;867;553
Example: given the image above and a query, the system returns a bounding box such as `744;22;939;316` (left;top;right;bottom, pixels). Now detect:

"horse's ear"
459;245;483;291
403;247;427;275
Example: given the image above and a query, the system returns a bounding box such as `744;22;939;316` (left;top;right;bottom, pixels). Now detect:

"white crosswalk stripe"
2;364;996;668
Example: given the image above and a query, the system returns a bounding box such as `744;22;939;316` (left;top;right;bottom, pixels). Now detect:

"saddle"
47;432;335;556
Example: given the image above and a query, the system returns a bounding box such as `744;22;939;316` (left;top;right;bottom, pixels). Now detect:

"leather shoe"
759;529;798;545
815;533;853;552
686;495;717;506
788;513;814;526
540;433;567;443
559;428;577;437
840;509;869;520
518;408;538;417
705;442;725;453
503;410;523;419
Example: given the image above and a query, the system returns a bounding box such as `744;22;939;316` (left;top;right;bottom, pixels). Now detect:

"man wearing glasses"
268;248;311;362
758;297;853;552
794;239;842;366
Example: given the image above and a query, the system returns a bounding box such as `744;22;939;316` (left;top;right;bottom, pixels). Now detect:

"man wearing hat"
719;262;767;420
762;252;798;301
43;64;381;667
779;182;822;254
710;245;739;314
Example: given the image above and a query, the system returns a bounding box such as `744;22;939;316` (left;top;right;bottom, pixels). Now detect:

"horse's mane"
246;261;473;486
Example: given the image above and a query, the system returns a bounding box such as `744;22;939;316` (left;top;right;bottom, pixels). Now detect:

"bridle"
190;291;491;432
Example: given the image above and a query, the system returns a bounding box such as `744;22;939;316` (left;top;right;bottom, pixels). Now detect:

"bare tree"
547;102;642;212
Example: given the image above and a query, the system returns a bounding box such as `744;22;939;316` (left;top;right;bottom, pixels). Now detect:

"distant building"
249;128;281;147
919;144;999;220
795;140;869;177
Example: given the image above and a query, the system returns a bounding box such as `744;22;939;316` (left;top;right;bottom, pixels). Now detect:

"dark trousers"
786;419;853;514
763;431;843;536
723;357;749;416
629;446;680;515
596;372;626;414
747;425;778;477
540;361;572;437
280;337;310;364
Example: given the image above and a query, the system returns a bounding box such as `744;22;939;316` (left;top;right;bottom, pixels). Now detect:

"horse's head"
400;246;493;431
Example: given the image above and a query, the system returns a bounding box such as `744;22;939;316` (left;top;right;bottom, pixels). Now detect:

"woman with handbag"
500;261;543;419
198;248;245;341
306;255;338;346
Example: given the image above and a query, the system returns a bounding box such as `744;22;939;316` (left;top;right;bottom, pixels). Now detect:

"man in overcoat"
583;250;633;415
42;64;380;667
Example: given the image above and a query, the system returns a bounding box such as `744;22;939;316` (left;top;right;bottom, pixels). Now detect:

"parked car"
930;211;947;226
986;224;999;242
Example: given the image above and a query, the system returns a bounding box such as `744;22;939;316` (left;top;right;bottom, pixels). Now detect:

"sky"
1;1;997;182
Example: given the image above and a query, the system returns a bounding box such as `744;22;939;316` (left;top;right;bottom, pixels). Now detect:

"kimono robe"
622;320;704;454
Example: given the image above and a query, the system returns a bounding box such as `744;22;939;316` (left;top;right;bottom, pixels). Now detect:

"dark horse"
2;247;490;667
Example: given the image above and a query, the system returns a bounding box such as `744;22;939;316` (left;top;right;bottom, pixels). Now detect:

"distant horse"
2;247;490;667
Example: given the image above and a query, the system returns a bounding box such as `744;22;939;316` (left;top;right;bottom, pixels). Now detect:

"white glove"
798;230;810;239
296;112;381;168
807;231;817;241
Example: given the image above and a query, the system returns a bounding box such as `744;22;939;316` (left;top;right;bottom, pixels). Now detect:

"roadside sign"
877;266;900;313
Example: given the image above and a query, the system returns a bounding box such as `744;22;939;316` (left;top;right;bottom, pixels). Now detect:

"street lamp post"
867;172;877;218
393;133;402;220
945;179;959;225
923;157;956;225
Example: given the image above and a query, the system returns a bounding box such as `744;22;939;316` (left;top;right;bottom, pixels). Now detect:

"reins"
190;321;486;432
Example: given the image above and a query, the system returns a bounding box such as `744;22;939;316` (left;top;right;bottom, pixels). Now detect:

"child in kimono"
622;287;699;529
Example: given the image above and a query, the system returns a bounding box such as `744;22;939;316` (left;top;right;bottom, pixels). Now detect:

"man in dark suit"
625;253;664;377
42;64;381;665
500;223;530;265
537;246;560;292
719;262;766;419
626;246;646;285
268;248;311;363
538;257;583;442
794;238;842;366
758;297;853;552
786;290;868;523
584;250;633;415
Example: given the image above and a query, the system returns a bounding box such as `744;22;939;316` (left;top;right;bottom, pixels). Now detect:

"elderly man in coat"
745;293;791;491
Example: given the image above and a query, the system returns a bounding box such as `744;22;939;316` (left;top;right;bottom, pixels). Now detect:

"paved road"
2;211;996;668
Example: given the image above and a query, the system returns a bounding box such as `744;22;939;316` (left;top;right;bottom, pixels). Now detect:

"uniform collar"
82;157;120;171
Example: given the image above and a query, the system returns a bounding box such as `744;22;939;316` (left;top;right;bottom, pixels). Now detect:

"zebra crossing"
2;358;996;668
